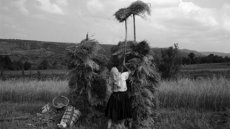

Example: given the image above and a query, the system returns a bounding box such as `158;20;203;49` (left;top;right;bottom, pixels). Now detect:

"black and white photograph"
0;0;230;129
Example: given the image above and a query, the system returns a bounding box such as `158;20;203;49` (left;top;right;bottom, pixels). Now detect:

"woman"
105;66;131;129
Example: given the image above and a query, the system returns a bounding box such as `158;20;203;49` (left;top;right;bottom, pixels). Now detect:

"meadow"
0;77;230;129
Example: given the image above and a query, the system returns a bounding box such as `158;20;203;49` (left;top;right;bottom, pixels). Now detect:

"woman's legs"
120;119;126;128
107;119;112;129
121;119;125;126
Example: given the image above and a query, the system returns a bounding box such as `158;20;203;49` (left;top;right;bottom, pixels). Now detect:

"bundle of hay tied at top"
114;8;132;22
128;0;151;16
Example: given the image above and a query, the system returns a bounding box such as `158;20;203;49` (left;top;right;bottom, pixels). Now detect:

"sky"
0;0;230;53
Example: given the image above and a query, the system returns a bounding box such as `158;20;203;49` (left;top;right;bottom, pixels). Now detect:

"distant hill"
151;48;204;58
1;39;229;69
152;48;230;58
0;39;75;68
0;39;114;69
180;49;204;57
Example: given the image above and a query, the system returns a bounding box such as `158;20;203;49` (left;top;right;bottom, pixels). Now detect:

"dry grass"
159;77;230;111
0;79;68;103
1;77;230;111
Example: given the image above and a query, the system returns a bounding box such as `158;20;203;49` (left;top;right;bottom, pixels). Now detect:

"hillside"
1;39;229;69
0;39;114;56
0;39;114;69
151;48;204;58
0;39;75;68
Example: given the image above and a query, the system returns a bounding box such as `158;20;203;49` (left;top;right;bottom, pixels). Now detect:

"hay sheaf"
128;0;151;16
114;8;132;22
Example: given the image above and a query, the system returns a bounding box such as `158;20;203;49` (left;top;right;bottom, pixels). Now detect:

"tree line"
182;53;230;65
153;45;230;80
0;56;31;71
1;46;229;80
0;55;65;71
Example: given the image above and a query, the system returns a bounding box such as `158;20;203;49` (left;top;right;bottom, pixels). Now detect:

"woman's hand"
123;64;131;73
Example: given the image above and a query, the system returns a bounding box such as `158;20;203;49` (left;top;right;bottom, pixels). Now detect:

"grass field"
0;79;68;103
0;77;230;128
1;78;229;110
159;77;230;110
1;70;69;80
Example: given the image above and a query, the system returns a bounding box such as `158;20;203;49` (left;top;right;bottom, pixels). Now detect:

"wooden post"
133;14;136;42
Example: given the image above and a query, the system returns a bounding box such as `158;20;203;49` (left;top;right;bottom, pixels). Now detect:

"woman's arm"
123;64;131;74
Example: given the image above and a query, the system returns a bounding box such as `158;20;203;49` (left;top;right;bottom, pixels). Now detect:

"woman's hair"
110;67;119;76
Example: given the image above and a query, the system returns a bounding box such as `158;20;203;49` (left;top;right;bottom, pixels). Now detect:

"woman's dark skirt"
105;91;131;121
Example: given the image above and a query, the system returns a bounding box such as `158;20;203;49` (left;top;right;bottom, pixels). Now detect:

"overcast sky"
0;0;230;53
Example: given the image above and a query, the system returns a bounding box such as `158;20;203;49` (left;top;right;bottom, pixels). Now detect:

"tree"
38;59;49;70
0;56;5;76
51;60;58;69
188;52;195;64
0;55;13;76
128;1;151;42
157;44;181;79
23;61;32;70
0;55;13;69
12;60;23;70
182;57;190;65
18;56;29;76
224;56;230;62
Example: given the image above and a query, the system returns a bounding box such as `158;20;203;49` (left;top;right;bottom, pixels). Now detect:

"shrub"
38;59;49;70
157;44;181;80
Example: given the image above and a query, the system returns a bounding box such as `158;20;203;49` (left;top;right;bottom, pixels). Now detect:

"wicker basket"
60;106;81;127
52;96;69;109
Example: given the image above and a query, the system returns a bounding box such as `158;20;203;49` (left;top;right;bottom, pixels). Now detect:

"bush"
24;61;32;70
38;59;49;70
156;44;181;80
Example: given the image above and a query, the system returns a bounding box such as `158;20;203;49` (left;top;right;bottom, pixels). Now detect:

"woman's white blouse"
111;71;130;92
